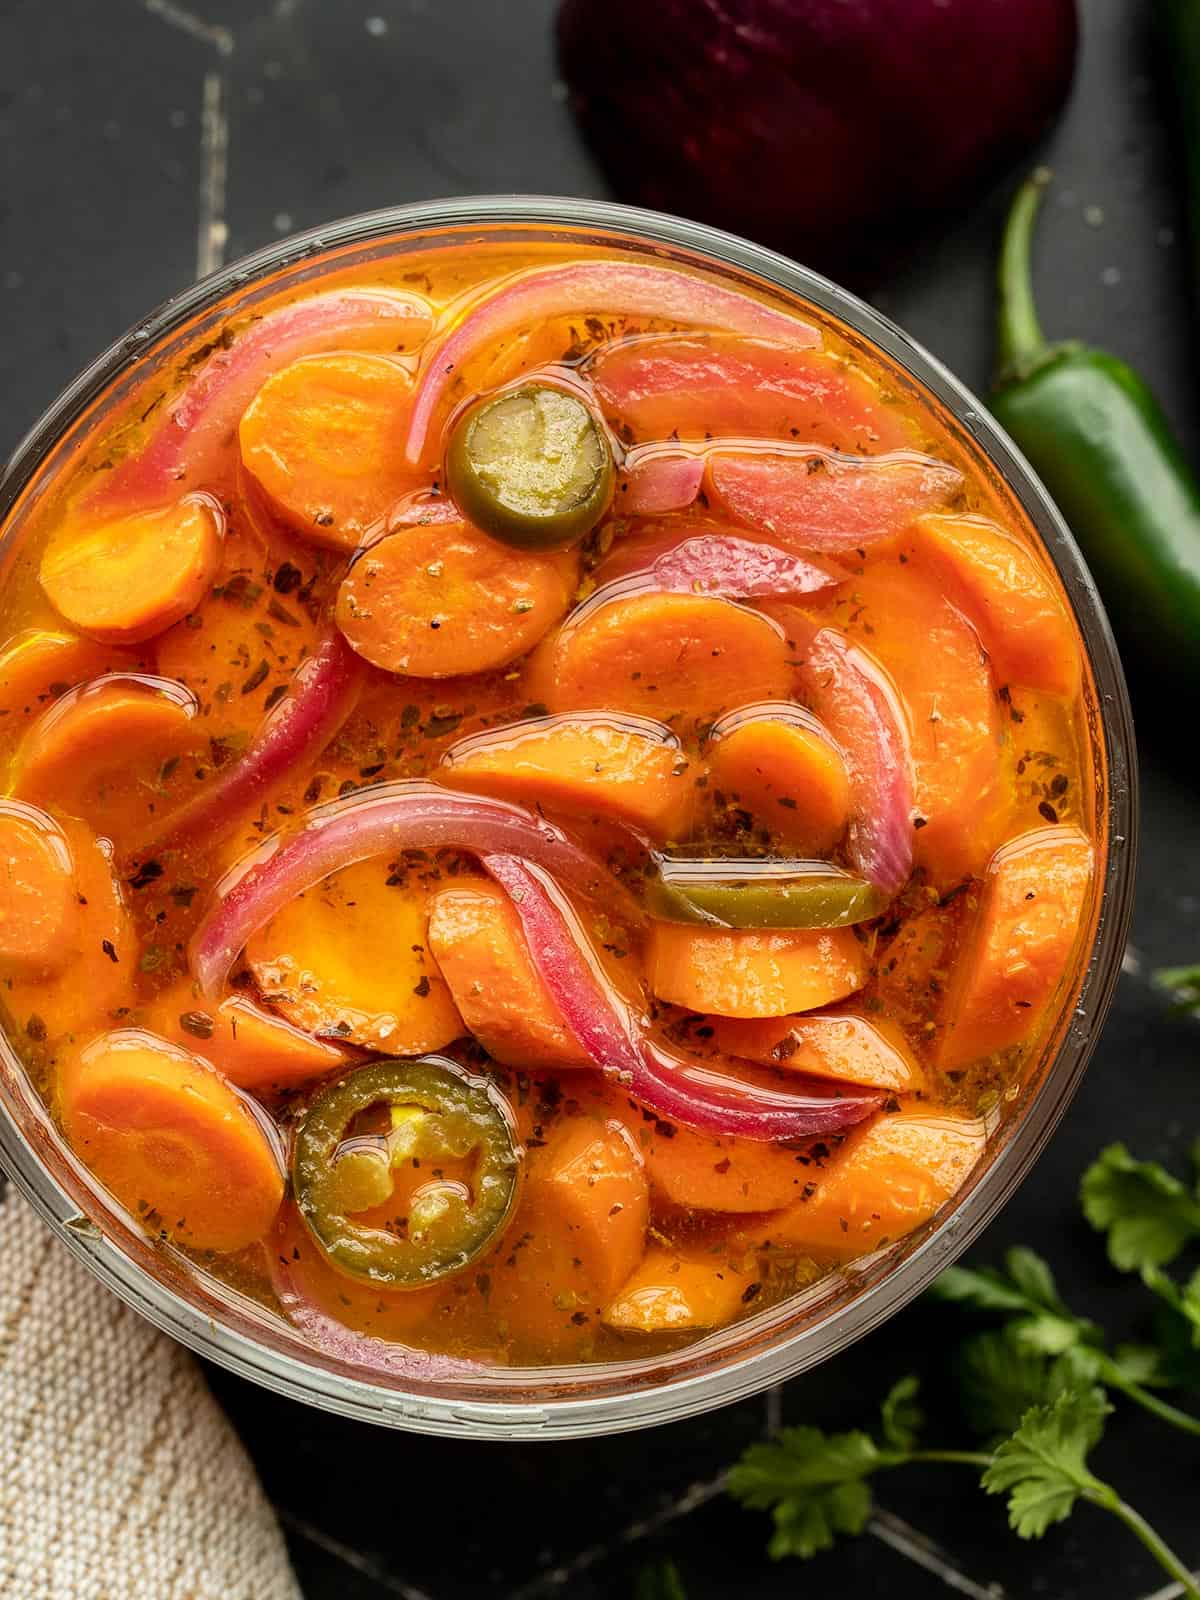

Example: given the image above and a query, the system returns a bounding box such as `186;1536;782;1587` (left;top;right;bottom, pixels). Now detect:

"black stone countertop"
1;2;1197;1596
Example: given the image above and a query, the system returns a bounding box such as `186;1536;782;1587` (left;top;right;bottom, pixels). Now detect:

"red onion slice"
189;783;635;998
649;533;841;598
148;631;366;856
797;627;914;896
95;289;432;508
617;448;706;516
405;261;819;466
482;853;880;1142
709;447;963;553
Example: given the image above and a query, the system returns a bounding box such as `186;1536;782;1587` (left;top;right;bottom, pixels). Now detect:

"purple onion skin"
557;0;1077;272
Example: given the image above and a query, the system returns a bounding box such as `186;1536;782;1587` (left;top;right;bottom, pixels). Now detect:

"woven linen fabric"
0;1189;302;1600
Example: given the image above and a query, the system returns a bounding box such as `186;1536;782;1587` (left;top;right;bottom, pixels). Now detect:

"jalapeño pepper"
990;171;1200;688
293;1056;521;1289
646;858;885;929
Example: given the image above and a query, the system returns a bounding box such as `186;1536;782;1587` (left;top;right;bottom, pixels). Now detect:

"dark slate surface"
1;2;1197;1597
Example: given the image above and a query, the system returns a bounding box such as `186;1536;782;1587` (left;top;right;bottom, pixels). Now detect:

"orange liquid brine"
0;232;1102;1369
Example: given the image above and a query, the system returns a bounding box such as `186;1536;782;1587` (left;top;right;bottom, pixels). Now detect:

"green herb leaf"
930;1246;1067;1318
982;1388;1111;1539
1154;962;1200;1014
635;1558;688;1600
1080;1143;1200;1271
728;1426;880;1560
879;1374;923;1451
957;1330;1097;1440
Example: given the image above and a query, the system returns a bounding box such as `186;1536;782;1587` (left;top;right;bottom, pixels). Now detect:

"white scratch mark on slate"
1123;943;1145;978
868;1508;1006;1599
276;1506;438;1600
1134;1564;1200;1600
141;0;233;56
197;67;230;279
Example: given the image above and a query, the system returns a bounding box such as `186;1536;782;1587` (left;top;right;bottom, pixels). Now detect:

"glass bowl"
0;197;1137;1439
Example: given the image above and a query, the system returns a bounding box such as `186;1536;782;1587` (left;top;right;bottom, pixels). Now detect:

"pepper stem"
996;168;1053;381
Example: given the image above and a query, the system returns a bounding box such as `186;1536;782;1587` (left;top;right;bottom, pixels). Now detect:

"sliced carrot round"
523;590;792;731
144;983;346;1091
645;921;867;1017
708;704;850;855
0;801;77;977
59;1028;284;1253
39;493;225;645
712;1012;924;1093
640;1117;822;1212
438;712;696;841
246;857;463;1054
427;879;592;1071
602;1246;750;1334
239;352;418;549
336;520;576;677
0;630;132;724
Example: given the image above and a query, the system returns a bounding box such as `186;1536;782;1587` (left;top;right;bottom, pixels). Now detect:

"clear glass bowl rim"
0;194;1138;1440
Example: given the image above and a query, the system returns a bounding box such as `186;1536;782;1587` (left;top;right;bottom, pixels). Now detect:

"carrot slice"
270;1208;442;1340
335;521;576;678
646;922;867;1017
58;1028;284;1253
39;493;225;645
0;801;78;977
826;552;1007;889
523;591;792;732
639;1117;822;1212
871;898;964;1044
602;1246;751;1333
713;1012;924;1094
708;705;849;855
144;983;346;1091
238;352;418;549
245;857;463;1054
938;825;1094;1069
0;630;133;725
439;712;696;841
591;334;914;452
735;1108;986;1261
483;1114;648;1357
913;514;1080;699
9;674;201;831
426;879;592;1070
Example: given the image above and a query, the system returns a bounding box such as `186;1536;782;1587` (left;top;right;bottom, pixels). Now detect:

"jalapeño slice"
647;858;886;930
292;1056;521;1289
446;382;614;549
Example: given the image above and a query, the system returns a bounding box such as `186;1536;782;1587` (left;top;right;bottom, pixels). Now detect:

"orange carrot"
913;513;1081;699
823;551;1008;888
871;897;964;1044
426;879;592;1070
602;1246;751;1333
9;674;200;831
735;1107;987;1260
246;857;463;1054
438;712;696;840
239;352;419;549
523;590;792;731
938;825;1094;1069
271;1208;442;1339
0;801;78;977
59;1029;284;1253
39;493;225;645
335;520;576;677
713;1012;924;1093
639;1117;822;1212
144;982;346;1091
0;630;133;725
645;922;867;1017
708;705;849;855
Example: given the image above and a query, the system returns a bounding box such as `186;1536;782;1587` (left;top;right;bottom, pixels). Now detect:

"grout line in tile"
196;65;230;279
867;1508;1006;1600
140;0;234;56
1132;1565;1200;1600
764;1383;783;1438
276;1506;438;1600
509;1471;730;1598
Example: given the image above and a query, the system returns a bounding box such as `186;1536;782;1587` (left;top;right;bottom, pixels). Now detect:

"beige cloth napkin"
0;1189;302;1600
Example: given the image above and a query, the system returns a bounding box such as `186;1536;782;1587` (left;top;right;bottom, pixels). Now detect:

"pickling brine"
0;232;1101;1369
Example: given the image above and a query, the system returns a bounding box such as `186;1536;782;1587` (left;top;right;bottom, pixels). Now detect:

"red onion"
482;853;880;1141
709;447;963;553
617;448;706;516
148;632;366;856
95;289;431;508
647;533;840;599
189;783;634;998
404;261;820;467
797;627;914;895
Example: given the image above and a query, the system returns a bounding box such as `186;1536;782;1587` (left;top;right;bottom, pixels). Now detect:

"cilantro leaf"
1142;1265;1200;1344
930;1247;1067;1317
982;1388;1111;1538
728;1426;880;1560
1155;962;1200;1014
635;1559;687;1600
1080;1144;1200;1271
957;1330;1099;1440
879;1374;923;1451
